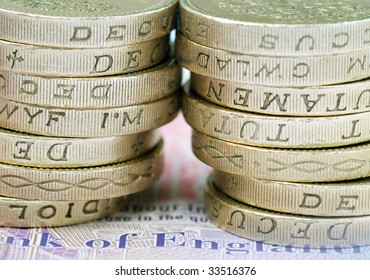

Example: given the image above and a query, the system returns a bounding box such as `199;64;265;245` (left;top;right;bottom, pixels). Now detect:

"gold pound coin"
0;36;169;77
191;73;370;117
183;88;370;149
180;0;370;56
177;34;370;87
0;94;180;137
0;141;164;200
0;59;181;108
0;128;161;168
0;195;124;228
205;178;370;248
0;0;177;48
213;170;370;217
192;131;370;183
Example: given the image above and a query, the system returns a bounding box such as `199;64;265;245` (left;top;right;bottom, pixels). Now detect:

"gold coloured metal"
0;0;179;229
0;94;180;137
0;36;169;77
0;195;124;228
191;73;370;117
183;89;370;149
0;128;161;168
0;141;164;201
192;130;370;183
213;171;370;217
0;59;181;108
0;0;177;48
177;34;370;87
205;179;370;248
180;0;370;56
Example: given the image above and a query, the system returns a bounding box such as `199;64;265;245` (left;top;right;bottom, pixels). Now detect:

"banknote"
0;114;369;260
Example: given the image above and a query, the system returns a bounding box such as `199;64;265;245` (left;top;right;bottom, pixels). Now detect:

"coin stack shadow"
0;0;181;228
177;0;370;248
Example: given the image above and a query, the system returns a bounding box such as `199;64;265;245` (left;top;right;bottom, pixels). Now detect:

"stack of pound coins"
0;0;181;228
177;0;370;248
